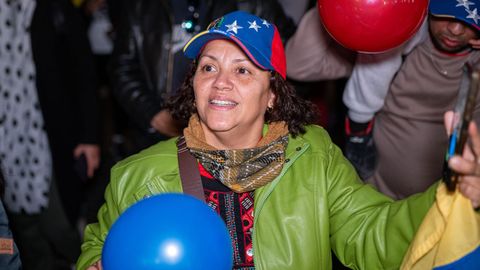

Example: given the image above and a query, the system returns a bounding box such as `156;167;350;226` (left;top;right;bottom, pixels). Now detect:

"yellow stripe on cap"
183;30;211;54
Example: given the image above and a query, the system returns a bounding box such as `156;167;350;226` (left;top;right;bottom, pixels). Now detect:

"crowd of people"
1;0;479;270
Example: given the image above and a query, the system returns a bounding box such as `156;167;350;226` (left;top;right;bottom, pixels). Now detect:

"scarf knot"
183;114;289;192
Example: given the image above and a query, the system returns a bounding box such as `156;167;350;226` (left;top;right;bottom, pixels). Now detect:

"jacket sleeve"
109;6;163;131
342;18;429;123
324;140;437;269
76;145;182;270
285;8;355;81
0;200;22;270
341;48;404;123
76;168;123;270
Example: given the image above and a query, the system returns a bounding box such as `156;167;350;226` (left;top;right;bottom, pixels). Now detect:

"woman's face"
193;39;275;148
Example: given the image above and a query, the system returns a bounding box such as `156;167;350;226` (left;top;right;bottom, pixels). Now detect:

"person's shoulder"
291;124;334;152
302;124;330;137
469;50;480;65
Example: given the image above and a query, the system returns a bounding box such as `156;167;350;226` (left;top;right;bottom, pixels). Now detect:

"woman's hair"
167;62;318;137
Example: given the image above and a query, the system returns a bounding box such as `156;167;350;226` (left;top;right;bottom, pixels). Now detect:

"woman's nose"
213;70;233;91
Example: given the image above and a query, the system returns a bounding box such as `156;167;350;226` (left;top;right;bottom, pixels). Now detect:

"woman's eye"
202;64;215;72
237;67;250;74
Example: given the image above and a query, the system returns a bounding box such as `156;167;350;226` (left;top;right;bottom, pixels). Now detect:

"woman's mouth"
209;99;238;108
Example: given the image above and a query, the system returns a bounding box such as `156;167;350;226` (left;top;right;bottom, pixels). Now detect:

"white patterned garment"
0;0;52;214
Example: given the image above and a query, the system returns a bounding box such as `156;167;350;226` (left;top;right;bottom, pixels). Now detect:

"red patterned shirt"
199;164;255;269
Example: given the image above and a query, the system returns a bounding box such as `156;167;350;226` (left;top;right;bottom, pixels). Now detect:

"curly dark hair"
167;62;318;137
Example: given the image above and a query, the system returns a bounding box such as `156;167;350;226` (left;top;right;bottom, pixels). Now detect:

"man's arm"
109;6;163;132
286;8;355;81
343;18;429;123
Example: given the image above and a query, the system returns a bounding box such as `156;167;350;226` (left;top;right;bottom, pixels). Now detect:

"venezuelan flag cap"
183;11;286;79
429;0;480;31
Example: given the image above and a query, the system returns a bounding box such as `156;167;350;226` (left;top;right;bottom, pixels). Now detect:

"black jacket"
110;0;296;133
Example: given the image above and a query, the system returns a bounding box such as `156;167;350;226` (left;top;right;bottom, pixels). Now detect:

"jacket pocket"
132;173;181;202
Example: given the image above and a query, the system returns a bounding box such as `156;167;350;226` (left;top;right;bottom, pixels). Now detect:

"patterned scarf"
183;114;289;193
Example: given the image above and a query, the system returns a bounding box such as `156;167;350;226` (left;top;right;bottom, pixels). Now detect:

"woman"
77;11;480;270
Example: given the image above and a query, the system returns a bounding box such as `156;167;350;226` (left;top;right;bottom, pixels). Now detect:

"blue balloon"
102;193;233;270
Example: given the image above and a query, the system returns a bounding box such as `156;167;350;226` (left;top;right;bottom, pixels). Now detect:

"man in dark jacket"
110;0;296;152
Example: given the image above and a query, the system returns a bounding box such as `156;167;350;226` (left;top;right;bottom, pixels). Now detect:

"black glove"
344;117;376;181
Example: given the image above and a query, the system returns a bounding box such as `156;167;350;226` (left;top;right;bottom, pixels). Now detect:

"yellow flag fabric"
401;183;480;270
71;0;85;8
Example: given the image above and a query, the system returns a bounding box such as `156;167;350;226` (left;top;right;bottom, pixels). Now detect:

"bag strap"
176;136;205;202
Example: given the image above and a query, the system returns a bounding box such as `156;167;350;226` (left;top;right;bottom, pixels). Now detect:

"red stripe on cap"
270;26;287;79
229;35;268;71
271;26;286;79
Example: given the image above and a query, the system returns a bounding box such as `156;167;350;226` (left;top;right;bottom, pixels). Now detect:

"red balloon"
318;0;428;53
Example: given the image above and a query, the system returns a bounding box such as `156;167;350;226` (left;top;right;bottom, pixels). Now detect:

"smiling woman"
192;40;275;149
77;10;480;270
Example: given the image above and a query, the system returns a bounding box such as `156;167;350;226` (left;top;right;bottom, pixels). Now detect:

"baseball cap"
429;0;480;31
183;11;286;79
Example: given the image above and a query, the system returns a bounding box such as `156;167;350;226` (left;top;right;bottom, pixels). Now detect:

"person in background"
286;0;480;199
276;0;313;25
110;0;296;154
79;0;128;225
0;0;100;269
77;11;480;270
0;172;21;270
0;200;21;270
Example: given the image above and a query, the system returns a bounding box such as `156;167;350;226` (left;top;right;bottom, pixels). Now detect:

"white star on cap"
467;8;479;24
262;20;270;28
225;20;243;34
248;20;261;32
456;0;475;9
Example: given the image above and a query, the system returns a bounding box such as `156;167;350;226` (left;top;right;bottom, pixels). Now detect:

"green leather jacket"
77;125;436;270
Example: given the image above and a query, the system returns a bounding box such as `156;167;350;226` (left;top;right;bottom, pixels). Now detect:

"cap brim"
430;1;480;31
183;29;269;71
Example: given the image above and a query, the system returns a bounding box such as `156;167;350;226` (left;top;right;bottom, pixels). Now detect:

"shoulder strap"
176;136;205;202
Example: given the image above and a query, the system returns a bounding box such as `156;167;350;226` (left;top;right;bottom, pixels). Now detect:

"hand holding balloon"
102;194;233;270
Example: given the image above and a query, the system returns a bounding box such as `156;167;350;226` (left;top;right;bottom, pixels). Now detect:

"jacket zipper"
252;141;309;269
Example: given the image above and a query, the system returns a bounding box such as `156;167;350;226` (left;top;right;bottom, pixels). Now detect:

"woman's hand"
86;260;103;270
444;111;480;208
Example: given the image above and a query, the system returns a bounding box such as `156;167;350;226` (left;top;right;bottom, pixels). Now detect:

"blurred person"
277;0;313;25
77;11;480;270
32;0;101;228
80;0;126;224
286;1;480;199
0;0;100;269
0;171;21;270
82;0;128;164
110;0;296;154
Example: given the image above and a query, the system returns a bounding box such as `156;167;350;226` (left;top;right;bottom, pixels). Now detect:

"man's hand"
469;38;480;50
150;109;181;137
445;111;480;208
73;144;100;178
